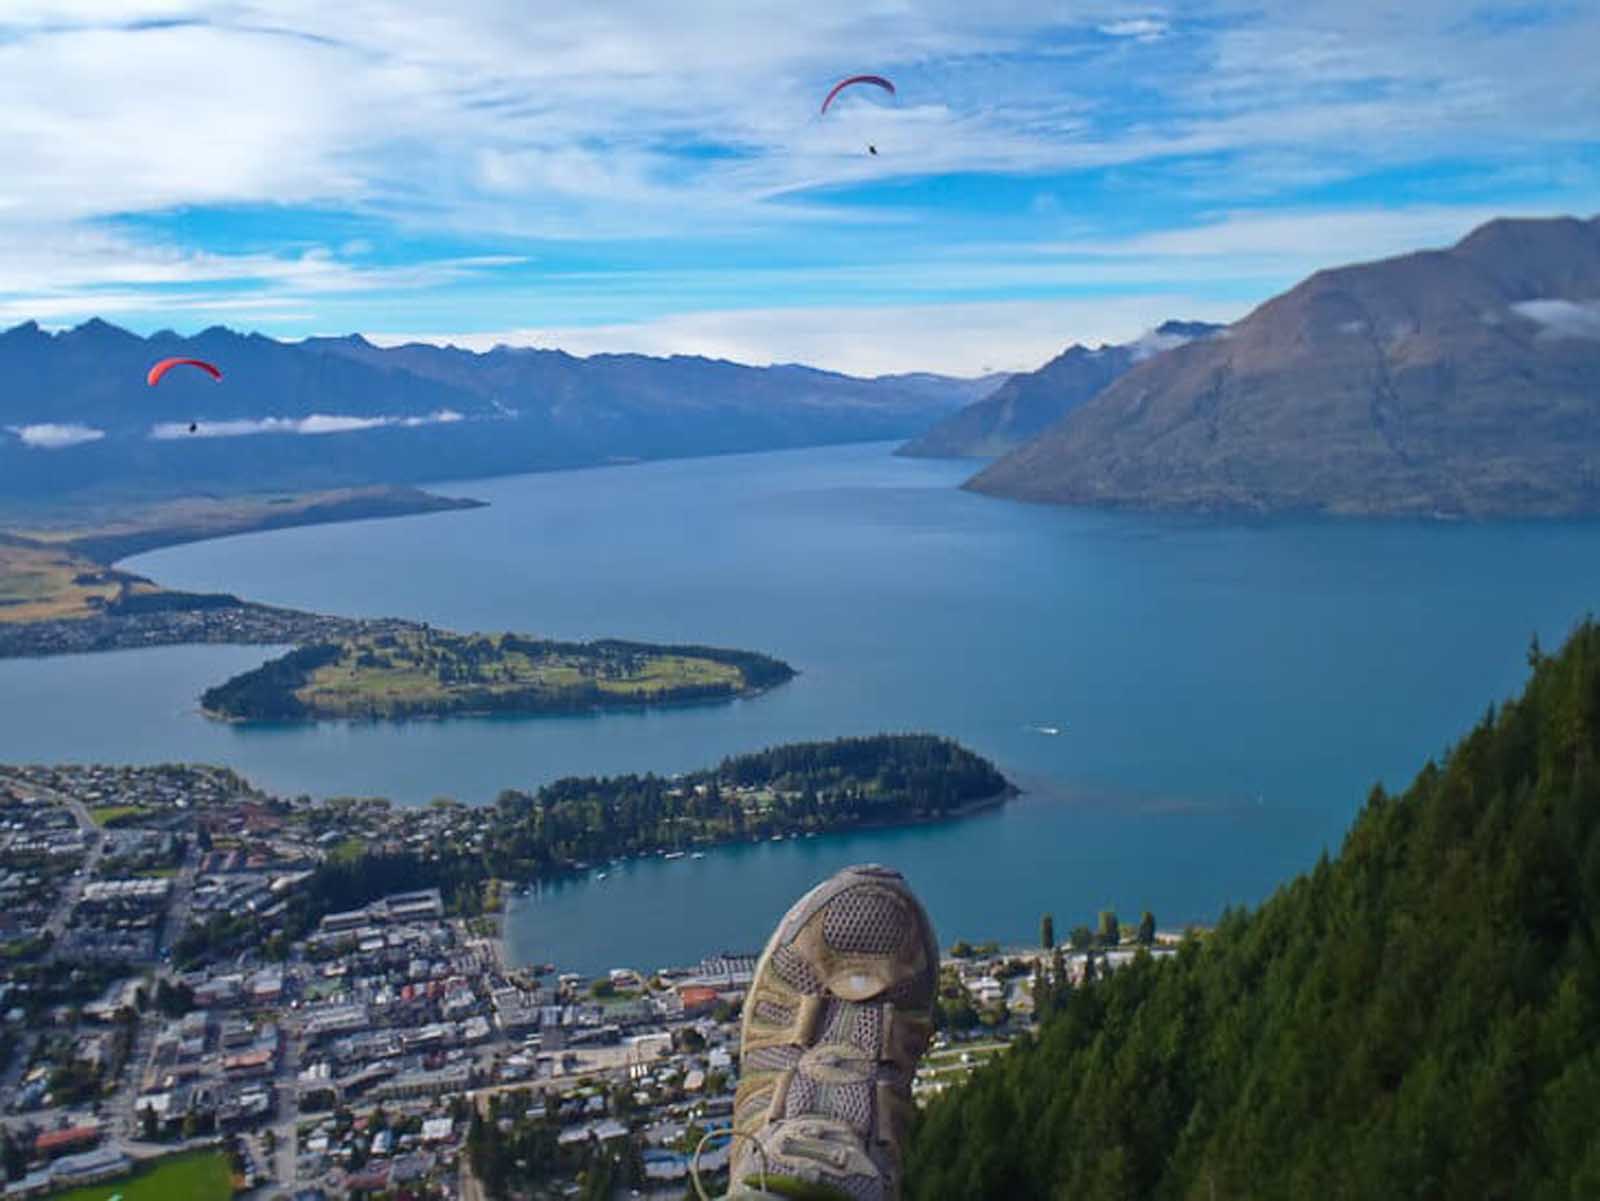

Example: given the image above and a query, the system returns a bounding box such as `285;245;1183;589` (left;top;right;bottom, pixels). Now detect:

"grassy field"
917;1041;1010;1086
89;804;153;827
44;1149;232;1201
300;630;745;716
325;836;367;863
0;541;127;623
0;485;479;627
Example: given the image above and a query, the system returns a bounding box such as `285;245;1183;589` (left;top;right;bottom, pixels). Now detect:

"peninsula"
0;485;483;658
201;628;796;721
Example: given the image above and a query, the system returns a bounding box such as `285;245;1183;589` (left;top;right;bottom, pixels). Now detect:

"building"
370;1062;474;1103
33;1126;100;1159
678;985;720;1015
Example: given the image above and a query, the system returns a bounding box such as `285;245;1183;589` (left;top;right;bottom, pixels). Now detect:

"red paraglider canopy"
146;357;222;387
820;75;895;114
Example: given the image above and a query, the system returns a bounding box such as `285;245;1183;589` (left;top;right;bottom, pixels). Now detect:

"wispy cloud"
149;410;465;440
1512;299;1600;341
1098;17;1168;41
7;423;106;450
0;1;1596;372
372;296;1246;378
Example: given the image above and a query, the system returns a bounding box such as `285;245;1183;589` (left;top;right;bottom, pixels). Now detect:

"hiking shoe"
728;864;938;1201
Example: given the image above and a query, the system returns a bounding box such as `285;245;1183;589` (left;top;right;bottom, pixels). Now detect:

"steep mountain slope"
0;322;975;505
910;620;1600;1200
969;215;1600;516
900;322;1224;459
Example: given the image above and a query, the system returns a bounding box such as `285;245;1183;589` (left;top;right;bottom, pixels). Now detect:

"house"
33;1126;99;1159
223;1047;275;1077
678;985;719;1015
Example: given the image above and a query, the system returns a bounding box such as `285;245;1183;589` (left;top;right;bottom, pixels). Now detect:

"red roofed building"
347;1167;390;1191
34;1125;100;1158
678;985;719;1014
223;1048;275;1075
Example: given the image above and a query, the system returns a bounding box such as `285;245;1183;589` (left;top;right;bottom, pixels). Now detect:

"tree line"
199;642;341;719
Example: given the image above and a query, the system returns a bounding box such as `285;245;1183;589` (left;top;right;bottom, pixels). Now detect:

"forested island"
907;622;1600;1200
485;732;1013;864
173;734;1010;965
200;627;796;721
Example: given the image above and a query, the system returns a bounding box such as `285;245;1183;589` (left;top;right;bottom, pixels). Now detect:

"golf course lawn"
44;1149;232;1201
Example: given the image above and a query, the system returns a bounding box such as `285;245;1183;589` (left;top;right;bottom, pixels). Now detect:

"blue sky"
1;1;1597;374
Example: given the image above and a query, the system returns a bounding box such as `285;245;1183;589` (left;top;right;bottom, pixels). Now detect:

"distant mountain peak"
899;318;1226;460
968;213;1600;518
64;317;140;346
1155;319;1227;339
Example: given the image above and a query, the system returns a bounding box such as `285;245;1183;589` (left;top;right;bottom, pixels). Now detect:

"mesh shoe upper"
730;864;938;1201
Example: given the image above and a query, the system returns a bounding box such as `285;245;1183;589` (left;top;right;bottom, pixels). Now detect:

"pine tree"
1040;913;1055;950
1097;909;1119;946
909;621;1600;1201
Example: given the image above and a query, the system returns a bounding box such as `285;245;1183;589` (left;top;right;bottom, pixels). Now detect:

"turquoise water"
5;442;1600;971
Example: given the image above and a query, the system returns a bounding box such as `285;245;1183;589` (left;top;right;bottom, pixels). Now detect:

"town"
0;761;1178;1199
0;599;420;662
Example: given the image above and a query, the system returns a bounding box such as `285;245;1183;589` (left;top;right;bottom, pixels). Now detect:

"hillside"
900;322;1222;459
909;620;1600;1200
0;321;978;506
969;215;1600;516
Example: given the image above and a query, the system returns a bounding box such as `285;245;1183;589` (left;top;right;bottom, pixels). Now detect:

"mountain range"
0;320;980;506
968;215;1600;517
898;321;1224;459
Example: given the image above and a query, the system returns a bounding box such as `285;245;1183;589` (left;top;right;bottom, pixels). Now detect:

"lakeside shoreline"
504;782;1019;887
0;486;483;659
5;484;485;568
497;783;1020;969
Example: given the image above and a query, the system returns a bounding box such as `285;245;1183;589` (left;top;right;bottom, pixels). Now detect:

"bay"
4;442;1599;972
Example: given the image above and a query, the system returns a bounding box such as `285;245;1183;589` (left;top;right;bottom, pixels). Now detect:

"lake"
5;442;1599;973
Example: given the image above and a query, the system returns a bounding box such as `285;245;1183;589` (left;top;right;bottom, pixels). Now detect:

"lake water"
5;442;1600;973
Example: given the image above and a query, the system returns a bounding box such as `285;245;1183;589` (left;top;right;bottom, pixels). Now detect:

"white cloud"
150;410;464;439
0;227;524;301
2;2;1595;234
371;296;1246;378
1127;324;1210;362
1040;205;1528;261
7;423;106;449
1098;18;1168;41
0;1;1596;359
1512;300;1600;341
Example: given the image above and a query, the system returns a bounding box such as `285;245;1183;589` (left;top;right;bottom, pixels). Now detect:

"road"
0;769;108;941
270;1020;302;1188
